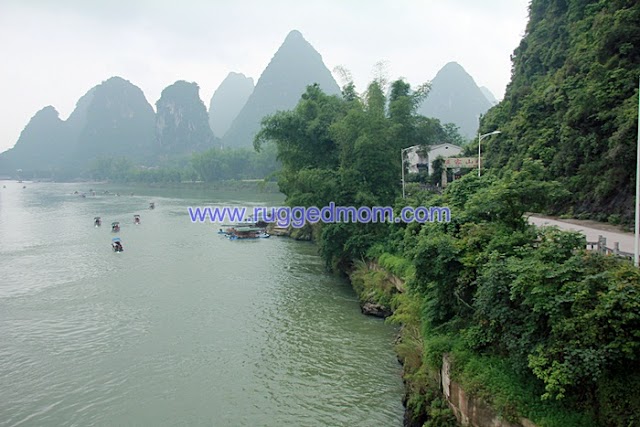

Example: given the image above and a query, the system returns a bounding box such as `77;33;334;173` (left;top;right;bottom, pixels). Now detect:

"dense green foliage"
254;80;459;269
404;173;640;426
257;73;640;424
191;144;279;182
482;0;640;223
87;145;278;183
254;4;640;421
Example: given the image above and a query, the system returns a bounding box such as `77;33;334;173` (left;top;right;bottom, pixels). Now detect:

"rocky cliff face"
208;72;254;138
222;30;341;148
73;76;156;163
155;80;216;156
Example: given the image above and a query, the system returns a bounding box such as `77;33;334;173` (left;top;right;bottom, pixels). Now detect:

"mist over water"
0;182;404;426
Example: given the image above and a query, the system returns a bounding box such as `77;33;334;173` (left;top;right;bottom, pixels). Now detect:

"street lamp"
634;77;639;266
477;130;501;177
401;147;413;199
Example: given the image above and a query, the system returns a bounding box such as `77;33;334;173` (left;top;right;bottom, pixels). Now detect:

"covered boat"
226;226;270;240
112;237;124;252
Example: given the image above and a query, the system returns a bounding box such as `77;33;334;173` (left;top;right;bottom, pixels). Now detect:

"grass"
349;261;398;308
378;252;416;282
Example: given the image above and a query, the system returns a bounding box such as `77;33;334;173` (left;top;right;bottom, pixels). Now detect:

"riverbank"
267;221;636;427
347;257;604;427
267;225;455;426
349;258;465;427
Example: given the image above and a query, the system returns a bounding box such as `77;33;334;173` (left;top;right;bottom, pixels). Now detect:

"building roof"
404;143;463;152
427;143;463;151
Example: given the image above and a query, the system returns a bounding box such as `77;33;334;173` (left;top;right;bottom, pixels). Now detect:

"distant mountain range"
0;32;494;176
1;77;156;174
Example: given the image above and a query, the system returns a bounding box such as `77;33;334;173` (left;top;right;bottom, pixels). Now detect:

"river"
0;181;404;426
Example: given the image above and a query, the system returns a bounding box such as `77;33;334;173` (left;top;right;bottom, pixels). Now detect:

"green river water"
0;181;404;426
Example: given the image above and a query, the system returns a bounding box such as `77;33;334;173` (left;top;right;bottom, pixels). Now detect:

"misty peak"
102;76;132;87
156;80;214;155
418;62;492;138
430;61;482;93
226;72;255;86
209;72;255;138
36;105;60;118
160;80;200;98
284;29;305;44
440;61;465;72
169;80;199;89
221;29;340;148
435;62;474;81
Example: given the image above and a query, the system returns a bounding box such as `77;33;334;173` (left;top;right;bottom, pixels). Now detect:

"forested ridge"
253;2;640;424
482;0;640;223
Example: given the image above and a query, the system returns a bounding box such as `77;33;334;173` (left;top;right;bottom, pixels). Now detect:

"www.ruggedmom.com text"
188;203;451;228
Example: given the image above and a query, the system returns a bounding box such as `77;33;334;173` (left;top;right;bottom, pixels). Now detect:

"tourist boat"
219;224;251;235
112;237;124;252
226;227;270;240
111;222;120;233
219;223;246;235
94;216;102;227
134;214;141;225
219;219;266;233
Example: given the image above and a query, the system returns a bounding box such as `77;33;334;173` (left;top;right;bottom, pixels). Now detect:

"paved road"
528;215;636;254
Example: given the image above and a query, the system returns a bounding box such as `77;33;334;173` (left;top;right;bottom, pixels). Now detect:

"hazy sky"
0;0;530;153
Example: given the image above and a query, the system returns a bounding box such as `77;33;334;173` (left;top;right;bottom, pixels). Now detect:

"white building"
404;143;463;176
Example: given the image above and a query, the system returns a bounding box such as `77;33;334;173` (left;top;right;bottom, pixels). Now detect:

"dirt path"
528;214;636;254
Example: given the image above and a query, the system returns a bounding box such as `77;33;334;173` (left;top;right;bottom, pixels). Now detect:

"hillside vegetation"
255;22;640;421
481;0;640;223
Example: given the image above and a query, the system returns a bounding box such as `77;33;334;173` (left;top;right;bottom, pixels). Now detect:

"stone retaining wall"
441;355;537;427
